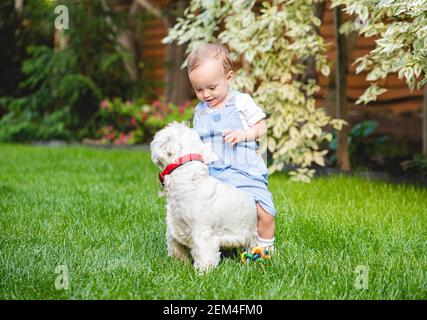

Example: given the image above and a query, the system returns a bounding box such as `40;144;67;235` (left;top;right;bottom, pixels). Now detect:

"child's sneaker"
240;246;272;264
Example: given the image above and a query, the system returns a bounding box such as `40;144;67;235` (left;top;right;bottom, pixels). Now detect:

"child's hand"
223;129;246;145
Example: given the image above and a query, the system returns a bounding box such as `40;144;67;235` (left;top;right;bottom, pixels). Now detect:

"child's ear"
201;142;219;164
226;70;234;82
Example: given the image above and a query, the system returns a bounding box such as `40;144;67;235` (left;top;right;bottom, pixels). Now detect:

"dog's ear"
201;142;219;164
151;130;180;168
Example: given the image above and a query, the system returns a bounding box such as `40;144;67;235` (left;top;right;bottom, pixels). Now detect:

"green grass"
0;144;426;299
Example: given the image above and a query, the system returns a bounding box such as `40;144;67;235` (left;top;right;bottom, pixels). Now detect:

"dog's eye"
167;152;172;157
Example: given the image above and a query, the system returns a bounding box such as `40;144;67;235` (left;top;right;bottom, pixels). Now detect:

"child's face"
188;59;233;108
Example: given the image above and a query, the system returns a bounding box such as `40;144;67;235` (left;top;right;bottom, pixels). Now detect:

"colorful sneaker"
240;246;271;264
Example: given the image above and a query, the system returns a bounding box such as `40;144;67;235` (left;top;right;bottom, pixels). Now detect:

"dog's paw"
194;263;215;275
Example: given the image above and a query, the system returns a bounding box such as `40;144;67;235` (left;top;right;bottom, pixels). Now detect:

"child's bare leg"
256;202;275;239
256;203;276;253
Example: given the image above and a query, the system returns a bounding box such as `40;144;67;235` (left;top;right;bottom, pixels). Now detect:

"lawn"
0;144;426;299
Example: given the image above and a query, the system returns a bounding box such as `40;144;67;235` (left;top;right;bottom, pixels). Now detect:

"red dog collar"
159;153;203;186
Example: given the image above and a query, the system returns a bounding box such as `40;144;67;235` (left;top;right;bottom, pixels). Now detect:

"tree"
0;0;142;142
135;0;193;104
14;0;23;13
332;0;427;155
424;85;427;156
100;0;143;82
333;3;350;171
83;0;193;103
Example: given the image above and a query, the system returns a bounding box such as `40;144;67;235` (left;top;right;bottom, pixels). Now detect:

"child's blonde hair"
187;43;233;75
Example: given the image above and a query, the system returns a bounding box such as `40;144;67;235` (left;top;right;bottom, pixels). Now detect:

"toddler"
188;43;276;254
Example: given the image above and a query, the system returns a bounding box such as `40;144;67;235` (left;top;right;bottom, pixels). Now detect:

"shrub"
83;97;194;145
164;0;346;181
0;46;101;142
0;0;154;143
332;0;427;103
401;155;427;178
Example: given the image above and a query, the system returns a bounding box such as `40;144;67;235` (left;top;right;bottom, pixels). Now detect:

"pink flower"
129;117;137;128
114;133;127;145
152;100;161;108
106;133;115;141
100;99;110;110
181;100;191;109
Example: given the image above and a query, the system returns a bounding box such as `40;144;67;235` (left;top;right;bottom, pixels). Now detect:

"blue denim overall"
193;90;277;216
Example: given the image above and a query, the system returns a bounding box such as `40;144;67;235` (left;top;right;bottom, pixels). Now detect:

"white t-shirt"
193;92;266;129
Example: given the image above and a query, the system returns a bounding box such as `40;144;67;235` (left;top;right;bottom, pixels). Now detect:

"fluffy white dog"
150;122;258;273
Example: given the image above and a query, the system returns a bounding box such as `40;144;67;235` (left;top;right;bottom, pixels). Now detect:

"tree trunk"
423;84;427;157
54;28;67;51
325;31;357;117
135;0;193;103
117;31;139;81
118;1;142;82
164;40;193;104
333;5;350;171
298;1;326;85
14;0;23;13
105;0;141;82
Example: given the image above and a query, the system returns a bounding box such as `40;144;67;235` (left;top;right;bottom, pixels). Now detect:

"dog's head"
150;121;219;169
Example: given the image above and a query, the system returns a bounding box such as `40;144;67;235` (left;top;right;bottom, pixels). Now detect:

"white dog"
150;122;258;273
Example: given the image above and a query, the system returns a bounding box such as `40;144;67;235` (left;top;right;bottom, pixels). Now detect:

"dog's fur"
150;122;257;273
